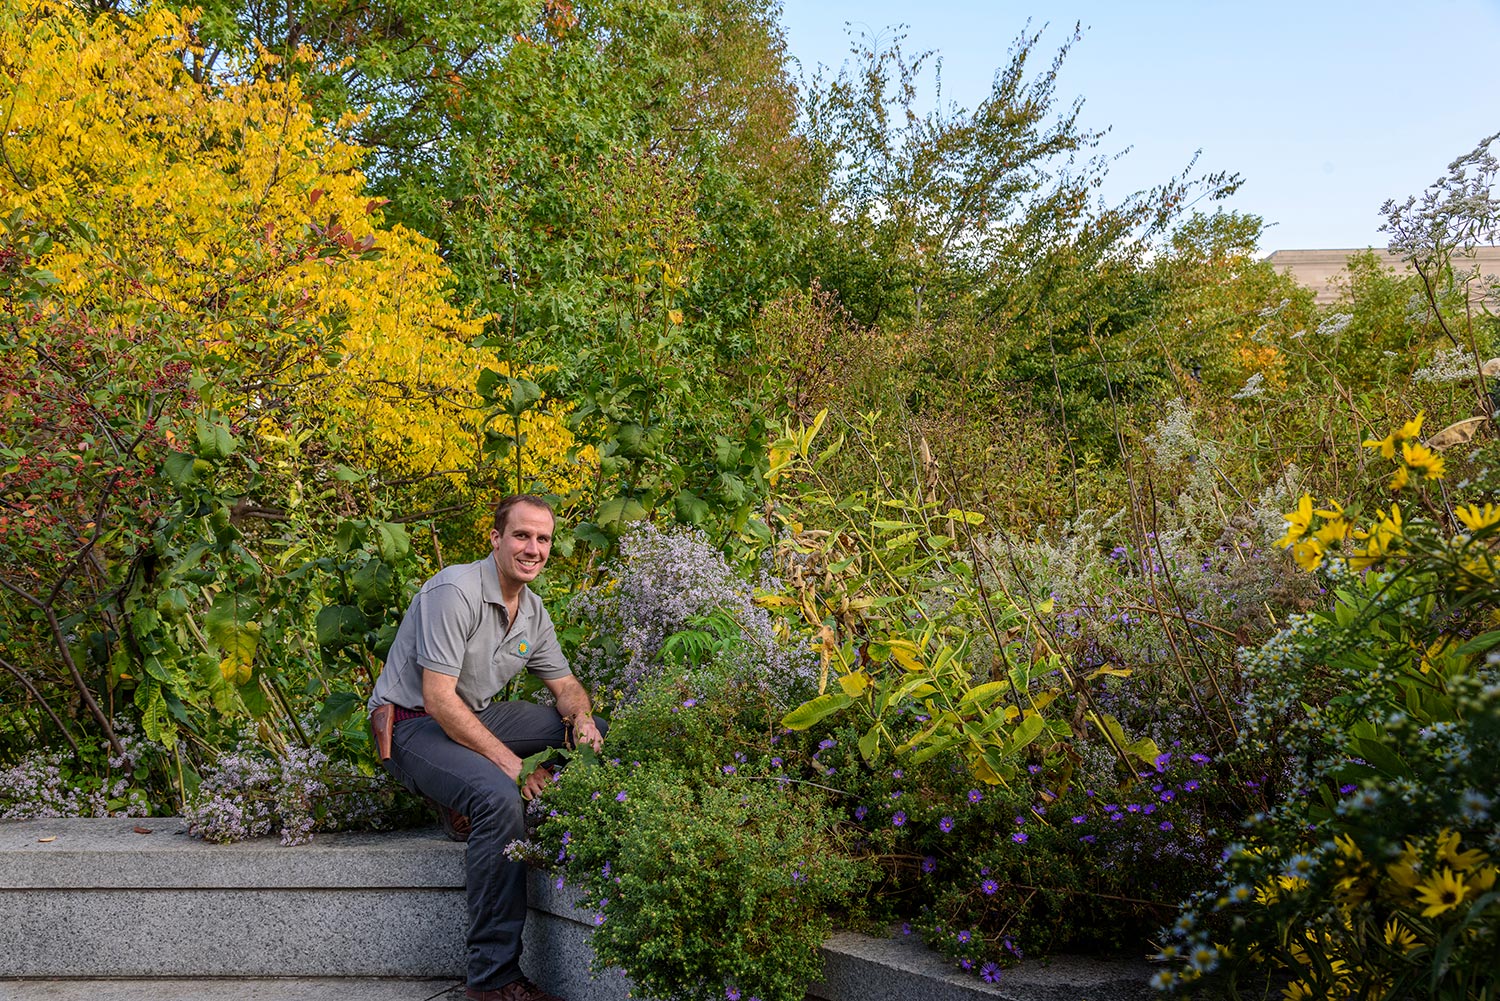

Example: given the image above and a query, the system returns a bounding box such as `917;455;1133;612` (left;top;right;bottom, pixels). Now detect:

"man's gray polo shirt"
368;555;571;714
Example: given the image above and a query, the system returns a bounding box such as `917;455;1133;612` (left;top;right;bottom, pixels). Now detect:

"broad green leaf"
204;592;260;665
958;680;1011;708
1355;737;1410;778
376;522;410;562
316;691;362;736
596;496;648;532
857;724;882;764
781;692;852;730
352;559;395;610
162;451;199;487
316;604;368;648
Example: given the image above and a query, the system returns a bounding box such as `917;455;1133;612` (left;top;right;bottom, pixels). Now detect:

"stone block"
0;818;465;978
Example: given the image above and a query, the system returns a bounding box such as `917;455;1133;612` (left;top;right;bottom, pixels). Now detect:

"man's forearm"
554;684;592;722
425;688;524;781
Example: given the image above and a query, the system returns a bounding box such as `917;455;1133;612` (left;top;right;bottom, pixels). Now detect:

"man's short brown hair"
492;494;555;533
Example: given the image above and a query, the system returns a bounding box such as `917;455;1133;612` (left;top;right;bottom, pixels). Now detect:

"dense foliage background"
3;0;1498;996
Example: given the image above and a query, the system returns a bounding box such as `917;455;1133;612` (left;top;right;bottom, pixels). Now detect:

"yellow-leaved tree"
0;0;580;494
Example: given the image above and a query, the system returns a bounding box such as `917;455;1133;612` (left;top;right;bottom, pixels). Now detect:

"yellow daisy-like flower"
1383;917;1419;954
1388;464;1411;492
1292;538;1326;572
1364;430;1400;460
1350;505;1404;571
1436;829;1488;871
1333;833;1361;860
1282;979;1314;1001
1414;866;1468;918
1363;411;1424;459
1468;865;1498;895
1456;503;1500;532
1312;501;1348;546
1387;842;1422;889
1401;439;1445;481
1278;494;1315;548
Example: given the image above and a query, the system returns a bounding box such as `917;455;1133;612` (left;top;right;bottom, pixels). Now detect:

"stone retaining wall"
1;818;1159;1000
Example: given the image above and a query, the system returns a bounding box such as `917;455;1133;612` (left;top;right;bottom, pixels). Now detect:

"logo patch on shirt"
517;641;529;656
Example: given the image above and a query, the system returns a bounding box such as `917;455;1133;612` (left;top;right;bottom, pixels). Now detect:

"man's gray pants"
384;701;586;991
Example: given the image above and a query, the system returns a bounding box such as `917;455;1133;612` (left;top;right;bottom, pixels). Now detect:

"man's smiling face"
489;502;554;590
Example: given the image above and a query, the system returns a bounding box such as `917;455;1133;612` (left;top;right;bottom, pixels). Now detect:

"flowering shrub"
0;724;157;819
1154;421;1500;997
184;736;424;846
812;728;1228;978
566;523;815;707
532;657;870;1001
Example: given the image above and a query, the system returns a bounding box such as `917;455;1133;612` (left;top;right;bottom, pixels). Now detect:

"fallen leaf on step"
38;836;56;843
133;826;153;834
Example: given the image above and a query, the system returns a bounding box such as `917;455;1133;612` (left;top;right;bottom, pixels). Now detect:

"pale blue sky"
780;1;1500;253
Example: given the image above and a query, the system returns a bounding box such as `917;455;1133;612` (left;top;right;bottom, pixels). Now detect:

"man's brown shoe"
464;977;565;1001
426;796;471;842
438;803;472;842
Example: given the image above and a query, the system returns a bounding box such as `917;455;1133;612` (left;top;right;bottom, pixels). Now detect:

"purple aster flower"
981;879;998;896
1183;779;1200;793
770;757;782;768
893;769;904;778
939;816;954;832
1160;789;1175;802
892;811;907;827
1190;753;1210;765
1071;815;1086;824
722;765;737;775
1011;832;1028;843
818;739;837;751
967;789;983;805
682;698;697;707
958;930;972;944
726;988;741;1001
1159;821;1173;831
854;805;868;821
1013;815;1025;826
615;791;628;802
1080;834;1097;844
554;876;566;889
960;958;973;970
1154;752;1172;772
981;961;1002;983
900;923;912;936
921;856;936;874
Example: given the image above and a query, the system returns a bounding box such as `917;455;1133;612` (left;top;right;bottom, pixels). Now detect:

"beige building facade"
1265;247;1500;304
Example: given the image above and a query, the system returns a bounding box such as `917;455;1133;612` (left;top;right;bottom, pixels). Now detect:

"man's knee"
465;774;525;829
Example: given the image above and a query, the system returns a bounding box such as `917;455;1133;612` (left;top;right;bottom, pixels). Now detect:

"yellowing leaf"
838;671;872;698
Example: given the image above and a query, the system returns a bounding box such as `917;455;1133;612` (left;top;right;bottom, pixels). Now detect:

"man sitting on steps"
368;494;605;1001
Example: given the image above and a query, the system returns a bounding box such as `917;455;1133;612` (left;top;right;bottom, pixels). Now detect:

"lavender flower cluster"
0;725;153;820
567;523;815;705
185;738;399;845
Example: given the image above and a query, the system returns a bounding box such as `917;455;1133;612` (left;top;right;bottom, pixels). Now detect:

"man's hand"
571;714;604;752
546;674;604;752
519;766;551;800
